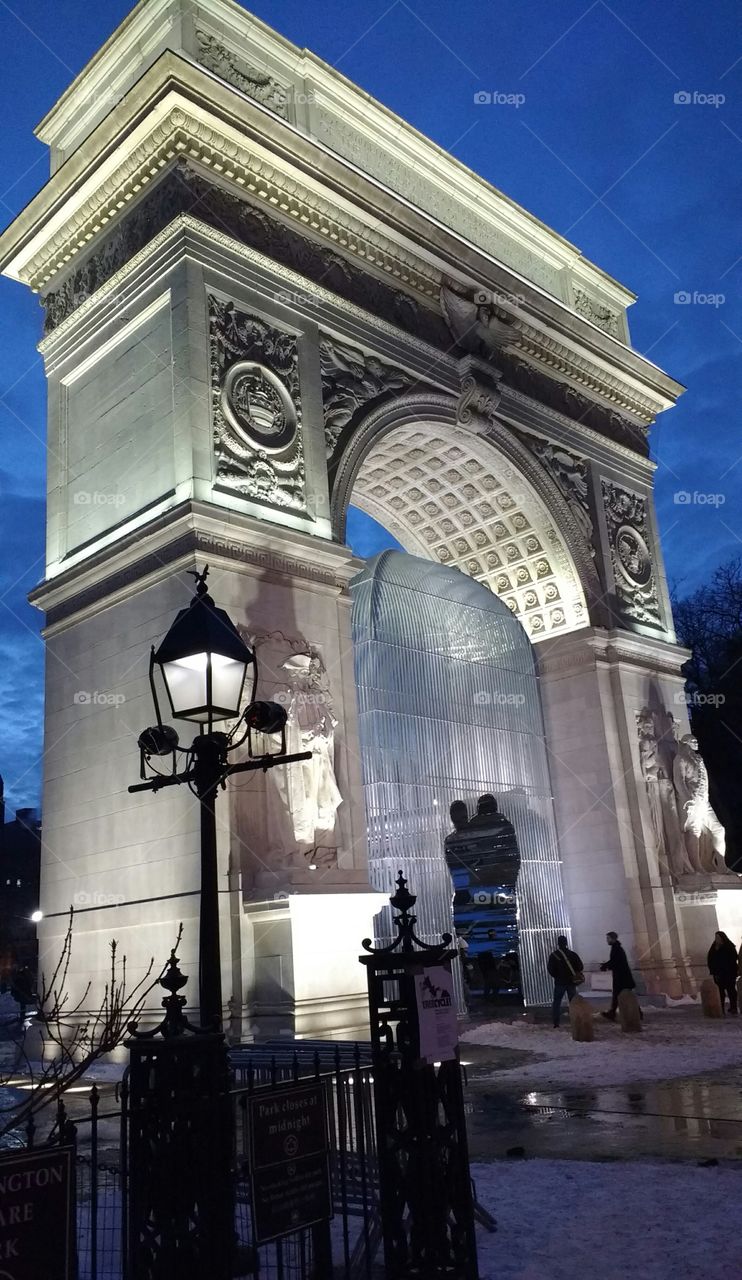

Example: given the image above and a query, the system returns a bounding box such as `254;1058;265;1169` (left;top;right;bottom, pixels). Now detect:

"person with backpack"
547;935;584;1027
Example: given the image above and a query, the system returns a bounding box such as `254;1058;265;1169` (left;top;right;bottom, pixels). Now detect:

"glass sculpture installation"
351;551;571;1006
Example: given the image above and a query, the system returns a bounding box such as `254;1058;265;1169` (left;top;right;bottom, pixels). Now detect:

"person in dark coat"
547;935;583;1028
600;931;636;1021
707;931;738;1014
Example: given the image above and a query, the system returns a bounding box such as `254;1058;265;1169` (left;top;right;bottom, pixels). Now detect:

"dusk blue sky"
0;0;739;810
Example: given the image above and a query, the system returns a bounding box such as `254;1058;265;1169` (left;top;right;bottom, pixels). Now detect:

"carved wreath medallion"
209;295;305;511
601;480;660;624
221;361;298;454
615;524;652;589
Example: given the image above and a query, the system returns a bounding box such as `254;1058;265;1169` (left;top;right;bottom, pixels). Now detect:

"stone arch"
332;393;600;642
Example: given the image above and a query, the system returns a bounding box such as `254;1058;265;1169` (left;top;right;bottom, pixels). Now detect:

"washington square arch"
2;0;740;1038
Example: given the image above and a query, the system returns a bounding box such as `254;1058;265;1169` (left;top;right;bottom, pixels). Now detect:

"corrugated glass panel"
351;551;571;1006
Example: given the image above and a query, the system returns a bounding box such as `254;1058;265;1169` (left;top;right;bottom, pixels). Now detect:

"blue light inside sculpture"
350;550;572;1006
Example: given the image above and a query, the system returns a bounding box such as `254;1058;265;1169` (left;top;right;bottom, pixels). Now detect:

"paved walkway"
462;1010;742;1163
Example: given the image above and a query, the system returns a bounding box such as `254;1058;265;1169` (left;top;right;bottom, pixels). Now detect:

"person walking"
707;931;738;1015
600;931;636;1021
547;935;583;1028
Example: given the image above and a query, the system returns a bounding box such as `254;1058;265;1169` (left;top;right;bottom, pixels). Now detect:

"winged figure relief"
440;281;519;358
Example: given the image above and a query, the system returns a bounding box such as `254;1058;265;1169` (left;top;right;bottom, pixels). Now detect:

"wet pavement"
461;1043;742;1163
6;1008;742;1165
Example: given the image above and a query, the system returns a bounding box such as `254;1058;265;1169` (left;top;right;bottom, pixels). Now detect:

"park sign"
414;963;459;1064
249;1080;332;1244
0;1145;75;1278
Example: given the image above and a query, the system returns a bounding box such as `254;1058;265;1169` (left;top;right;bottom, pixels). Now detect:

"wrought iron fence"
1;1087;125;1280
231;1041;382;1279
3;1040;492;1278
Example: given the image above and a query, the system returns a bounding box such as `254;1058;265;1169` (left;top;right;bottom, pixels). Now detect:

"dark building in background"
0;775;42;988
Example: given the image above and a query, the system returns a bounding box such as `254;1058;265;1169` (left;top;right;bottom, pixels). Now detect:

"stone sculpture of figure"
265;653;342;865
636;708;695;877
672;733;726;874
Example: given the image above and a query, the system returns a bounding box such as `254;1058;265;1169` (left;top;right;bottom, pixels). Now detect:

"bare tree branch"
0;912;182;1143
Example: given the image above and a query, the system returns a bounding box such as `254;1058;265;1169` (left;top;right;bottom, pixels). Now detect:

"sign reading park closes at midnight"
0;1145;75;1279
249;1081;332;1244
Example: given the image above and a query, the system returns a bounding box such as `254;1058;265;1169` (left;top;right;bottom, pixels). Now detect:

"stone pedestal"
243;891;387;1039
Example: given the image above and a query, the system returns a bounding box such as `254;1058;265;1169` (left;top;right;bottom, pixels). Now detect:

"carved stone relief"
601;480;661;624
510;428;594;554
572;288;622;339
440;283;649;456
209;295;305;510
247;631;341;871
455;358;503;434
636;707;733;878
441;281;520;360
42;163;449;349
501;355;649;455
319;335;417;460
194;28;289;118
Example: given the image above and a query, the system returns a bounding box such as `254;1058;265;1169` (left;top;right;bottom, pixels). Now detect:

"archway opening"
343;420;591;1007
347;421;589;643
350;550;571;1008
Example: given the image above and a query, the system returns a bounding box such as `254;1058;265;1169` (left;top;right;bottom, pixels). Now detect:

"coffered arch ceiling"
350;422;589;642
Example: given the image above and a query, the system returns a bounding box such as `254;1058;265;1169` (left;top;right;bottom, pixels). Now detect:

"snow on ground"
472;1158;741;1280
462;1008;742;1088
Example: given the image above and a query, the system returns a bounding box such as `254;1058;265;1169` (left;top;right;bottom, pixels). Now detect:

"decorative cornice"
33;501;358;633
439;282;654;452
39;206;450;372
15;89;676;434
498;351;648;456
39;163;450;349
537;627;685;678
23;98;441;306
36;194;661;480
498;386;654;471
514;322;656;425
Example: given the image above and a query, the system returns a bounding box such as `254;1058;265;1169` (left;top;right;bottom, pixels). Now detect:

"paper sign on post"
414;964;458;1063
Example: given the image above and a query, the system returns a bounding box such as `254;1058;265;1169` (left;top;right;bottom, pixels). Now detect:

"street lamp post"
129;565;310;1028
